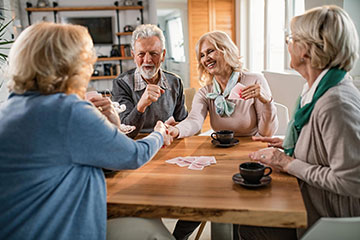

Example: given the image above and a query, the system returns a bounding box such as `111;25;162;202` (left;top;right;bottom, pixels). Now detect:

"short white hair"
131;24;165;51
291;5;359;71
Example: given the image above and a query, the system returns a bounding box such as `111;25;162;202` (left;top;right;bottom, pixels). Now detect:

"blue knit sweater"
0;92;163;240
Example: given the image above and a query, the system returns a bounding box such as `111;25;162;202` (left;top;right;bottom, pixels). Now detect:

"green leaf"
0;40;13;45
0;19;13;35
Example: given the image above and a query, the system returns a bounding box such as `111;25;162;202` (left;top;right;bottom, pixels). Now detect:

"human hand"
165;116;178;126
154;121;173;146
241;83;272;104
166;125;180;138
249;147;293;172
252;136;284;149
90;96;121;128
137;84;165;113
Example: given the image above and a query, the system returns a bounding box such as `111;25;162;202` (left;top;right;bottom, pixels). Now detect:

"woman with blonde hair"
171;30;278;240
0;22;174;240
244;5;360;239
169;30;278;140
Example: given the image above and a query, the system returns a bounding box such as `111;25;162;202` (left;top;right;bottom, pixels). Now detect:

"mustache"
141;64;155;68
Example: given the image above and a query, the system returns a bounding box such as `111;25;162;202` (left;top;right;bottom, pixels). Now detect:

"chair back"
184;87;196;112
301;217;360;240
274;102;289;136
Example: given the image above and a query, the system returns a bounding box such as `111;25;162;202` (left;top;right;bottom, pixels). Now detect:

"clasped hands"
249;136;294;173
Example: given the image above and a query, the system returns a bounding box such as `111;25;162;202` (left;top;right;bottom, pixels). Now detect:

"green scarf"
283;68;346;156
206;71;240;117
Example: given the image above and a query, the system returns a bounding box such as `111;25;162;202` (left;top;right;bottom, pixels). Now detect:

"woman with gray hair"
245;5;360;239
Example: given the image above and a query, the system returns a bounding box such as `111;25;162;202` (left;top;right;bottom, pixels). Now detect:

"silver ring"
98;106;103;112
260;154;265;159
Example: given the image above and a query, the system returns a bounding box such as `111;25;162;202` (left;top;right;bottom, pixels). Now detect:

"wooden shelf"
97;56;133;61
91;75;117;81
26;6;144;12
116;32;133;36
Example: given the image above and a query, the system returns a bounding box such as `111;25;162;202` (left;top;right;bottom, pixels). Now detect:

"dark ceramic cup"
239;162;272;184
211;130;234;144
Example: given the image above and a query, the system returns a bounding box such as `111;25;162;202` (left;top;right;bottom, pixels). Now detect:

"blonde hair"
291;5;359;71
7;22;97;96
195;31;242;86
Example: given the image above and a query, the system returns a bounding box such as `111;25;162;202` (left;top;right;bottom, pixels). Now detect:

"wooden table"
106;136;307;228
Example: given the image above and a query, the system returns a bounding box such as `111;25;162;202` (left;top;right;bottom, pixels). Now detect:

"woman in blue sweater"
0;22;174;240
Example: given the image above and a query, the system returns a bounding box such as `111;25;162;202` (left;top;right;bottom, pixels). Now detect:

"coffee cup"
211;130;234;144
239;162;272;184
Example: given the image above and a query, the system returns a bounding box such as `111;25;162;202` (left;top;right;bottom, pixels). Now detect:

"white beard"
137;63;161;80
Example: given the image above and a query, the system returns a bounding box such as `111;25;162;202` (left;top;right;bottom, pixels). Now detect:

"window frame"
236;0;303;73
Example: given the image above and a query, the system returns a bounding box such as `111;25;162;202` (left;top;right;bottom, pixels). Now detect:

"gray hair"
131;24;166;51
291;5;359;71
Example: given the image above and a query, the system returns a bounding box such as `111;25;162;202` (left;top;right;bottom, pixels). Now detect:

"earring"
300;58;305;62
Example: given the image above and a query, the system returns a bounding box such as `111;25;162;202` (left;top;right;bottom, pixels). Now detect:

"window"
166;17;186;62
238;0;305;72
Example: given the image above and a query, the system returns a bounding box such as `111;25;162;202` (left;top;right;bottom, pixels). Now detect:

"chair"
184;87;196;112
301;217;360;240
274;102;290;136
263;71;304;117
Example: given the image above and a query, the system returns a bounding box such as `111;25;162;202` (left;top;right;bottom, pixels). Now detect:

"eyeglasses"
285;34;293;45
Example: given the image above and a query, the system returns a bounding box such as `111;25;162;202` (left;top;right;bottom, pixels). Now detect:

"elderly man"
112;24;188;138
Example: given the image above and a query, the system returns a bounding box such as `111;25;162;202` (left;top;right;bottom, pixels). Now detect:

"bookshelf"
25;1;143;81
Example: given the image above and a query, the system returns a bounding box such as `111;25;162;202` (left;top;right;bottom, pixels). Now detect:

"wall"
263;0;360;116
156;0;190;87
17;0;150;91
343;0;360;79
304;0;360;79
188;0;235;89
0;0;18;103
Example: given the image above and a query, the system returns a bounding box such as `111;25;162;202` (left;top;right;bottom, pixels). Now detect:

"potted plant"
0;8;14;103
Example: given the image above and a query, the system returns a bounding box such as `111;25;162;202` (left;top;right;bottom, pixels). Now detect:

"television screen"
63;17;113;44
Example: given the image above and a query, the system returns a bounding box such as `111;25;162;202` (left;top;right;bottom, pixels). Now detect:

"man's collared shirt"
134;68;171;91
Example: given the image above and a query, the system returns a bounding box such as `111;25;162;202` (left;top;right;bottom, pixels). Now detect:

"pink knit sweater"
177;72;278;138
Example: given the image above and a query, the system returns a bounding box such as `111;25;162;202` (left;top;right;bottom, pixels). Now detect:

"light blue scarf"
206;71;240;117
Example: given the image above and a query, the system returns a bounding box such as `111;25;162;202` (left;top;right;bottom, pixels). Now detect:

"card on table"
165;156;216;170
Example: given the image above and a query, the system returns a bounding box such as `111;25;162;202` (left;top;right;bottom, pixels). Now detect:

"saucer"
211;138;239;148
232;173;271;188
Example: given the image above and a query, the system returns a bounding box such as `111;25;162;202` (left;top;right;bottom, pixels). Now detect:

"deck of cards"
166;156;216;170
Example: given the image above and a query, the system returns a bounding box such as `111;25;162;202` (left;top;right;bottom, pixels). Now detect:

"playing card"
188;163;205;170
176;161;190;167
182;157;196;163
165;156;216;170
119;124;135;134
85;91;102;100
228;83;246;100
165;157;183;164
196;156;217;164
